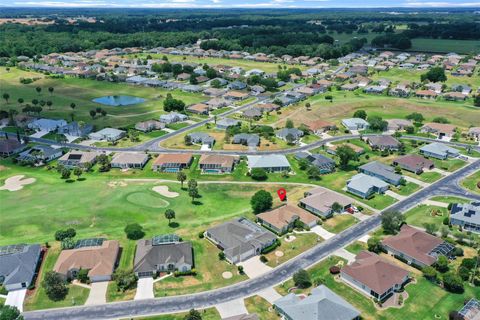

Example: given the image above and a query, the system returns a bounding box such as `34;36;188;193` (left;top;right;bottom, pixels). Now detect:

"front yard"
264;233;321;267
462;170;480;194
322;214;359;234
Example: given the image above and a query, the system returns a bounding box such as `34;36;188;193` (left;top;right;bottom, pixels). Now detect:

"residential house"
53;239;119;282
419;142;460;160
216;118;240;130
205;217;277;264
274;285;360;320
425;83;443;94
299;187;352;218
232;133;260;147
468;127;480;141
152;153;193;172
198;154;239;174
367;136;401;151
187;103;210;115
392;154;434;174
255;103;280;113
304;120;336;135
415;90;438;99
386;119;413;131
256;205;318;235
57;121;93;137
389;84;410;98
0;139;25;157
204;88;226;97
225;91;249;101
443;92;467;101
28;118;67;132
341;251;410;302
359;161;403;186
364;85;387;95
89;128;126;142
134;235;193;277
135;120;165;132
247;155;290;172
450;202;480;233
421;123;457;139
382;224;454;267
58;151;98;168
340;83;359;91
242;108;262;120
342;118;369;131
223;315;259;320
206;98;228;109
187;132;215;148
160;112;188;124
228;81;247;90
458;298;480;320
111;152;149;169
347;173;389;198
327;143;365;156
17;145;63;163
276;128;304;143
294;152;335;174
0;244;42;291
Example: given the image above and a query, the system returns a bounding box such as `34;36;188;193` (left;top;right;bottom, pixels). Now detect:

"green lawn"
404;170;442;183
245;296;280;320
431;158;467;172
94;130;167;148
106;281;135;303
128;308;221;320
264;233;321;267
210;107;232;115
348;192;398;210
392;182;420;196
322;214;359;234
344;241;367;255
462;170;480;194
410;38;480;54
404;204;449;228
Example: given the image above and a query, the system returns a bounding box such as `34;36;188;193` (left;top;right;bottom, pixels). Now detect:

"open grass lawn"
404;204;448;228
0;67;204;129
462;170;480;194
265;233;321;268
391;182;420;196
106;281;136;303
129;308;220;320
24;243;90;311
210;106;232;115
344;241;367;255
429;196;471;204
349;192;398;210
403;170;442;183
431;158;467;172
410;38;480;54
245;296;280;320
322;214;359;234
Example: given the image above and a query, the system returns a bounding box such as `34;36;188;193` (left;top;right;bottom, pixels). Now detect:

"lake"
92;95;146;106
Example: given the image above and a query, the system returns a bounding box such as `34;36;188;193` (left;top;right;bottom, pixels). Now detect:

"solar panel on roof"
152;234;180;245
74;238;105;249
0;244;27;256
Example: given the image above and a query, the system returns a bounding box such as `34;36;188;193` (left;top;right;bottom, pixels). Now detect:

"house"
0;139;25;157
382;224;454;267
111;152;149;169
421;123;457;139
392;154;434;174
225;91;249;101
28;118;67;132
276;128;304;142
419;142;460;160
256;205;318;235
206;98;228;109
58;151;98;168
364;85;387;94
205;217;277;264
204;87;226;97
58;121;93;137
255;103;280;113
367;135;401;151
216;118;240;130
443;92;467;101
468;127;480;141
327;143;365;156
340;83;359;91
359;161;403;186
294;152;335;173
299;187;352;218
304;120;336;135
450;202;480;233
152;153;193;172
187;103;210;115
0;243;42;291
242;108;262;120
89;128;126;142
160;112;188;124
386;119;413;131
341;251;410;302
232;133;260;147
135;120;165;132
228;81;247;90
17;145;63;163
342;118;369;131
187;132;215;148
54;239;119;282
274;285;360;320
415;90;438;99
199;154;239;174
347;173;389;198
134;235;193;277
247;155;290;172
458;298;480;320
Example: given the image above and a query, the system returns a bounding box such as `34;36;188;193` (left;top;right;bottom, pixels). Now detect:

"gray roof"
420;143;460;157
188;132;215;145
347;173;389;194
247;155;290;169
274;285;360;320
0;244;41;288
134;239;193;273
342;118;369;128
295;152;335;168
276;128;304;140
19;145;61;159
451;202;480;225
368;135;401;148
233;133;260;147
359;161;402;183
217;118;240;128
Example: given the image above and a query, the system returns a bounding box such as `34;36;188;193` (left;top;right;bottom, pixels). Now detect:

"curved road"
23;159;480;320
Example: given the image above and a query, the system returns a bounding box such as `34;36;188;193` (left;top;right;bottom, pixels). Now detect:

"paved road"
22;159;480;320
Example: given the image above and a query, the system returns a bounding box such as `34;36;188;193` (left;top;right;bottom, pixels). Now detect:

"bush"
112;269;137;292
260;255;268;263
77;268;90;283
261;239;280;254
198;231;205;239
443;217;450;225
42;271;68;301
237;266;244;274
422;266;438;282
54;228;76;241
453;247;464;257
251;168;268;181
443;272;464;293
329;266;340;274
293;269;311;289
174;269;197;277
61;237;76;250
251;190;273;214
218;252;225;260
124;223;145;240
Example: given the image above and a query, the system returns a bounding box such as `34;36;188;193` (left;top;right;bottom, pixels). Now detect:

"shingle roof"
111;152;149;165
347;173;389;194
257;205;317;230
134;240;193;273
0;244;41;287
300;188;352;213
153;153;193;166
247;155;290;169
359;161;402;183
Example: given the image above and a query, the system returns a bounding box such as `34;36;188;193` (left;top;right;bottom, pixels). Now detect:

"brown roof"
422;122;456;135
153;153;193;166
300;188;352;213
53;240;119;278
257;204;317;230
0;139;23;153
187;103;209;113
111;152;149;165
368;135;401;148
341;251;409;294
416;89;438;97
304;120;335;131
199;154;239;167
382;224;444;266
393;154;434;171
225;91;249;98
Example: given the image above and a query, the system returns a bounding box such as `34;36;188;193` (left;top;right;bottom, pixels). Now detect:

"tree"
423;223;439;235
285;119;294;129
163;94;185;112
73;167;82;180
368;116;388;132
89;110;96;119
421;67;447;83
48;87;54;95
442;272;464;293
42;271;68;301
367;237;382;253
293;269;312;289
61;168;71;180
336;145;356;169
35;87;42;95
177;171;187;188
77;268;89;283
184;309;202;320
250;190;273;214
353;109;367;120
406;112;424;124
422;266;438;282
54;228;76;241
474;95;480;107
307;165;321;180
432;117;450;124
2;93;9;104
381;211;405;234
124;223;145;240
188;179;199;203
17;98;24;105
331;202;343;213
435;255;449;273
211;79;221;88
112;269;137;292
70;103;76;110
165;209;176;225
0;305;24;320
251;168;268;181
184;134;192;146
46;100;52;110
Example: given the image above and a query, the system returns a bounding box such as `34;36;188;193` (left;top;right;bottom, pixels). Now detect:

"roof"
111;152;149;165
393;154;434;171
300;188;352;213
342;118;369;128
459;298;480;320
382;225;444;266
58;151;98;164
420;143;460;156
187;103;209;113
304;120;335;131
92;127;125;136
153;153;193;166
341;251;409;294
0;139;23;154
347;173;389;194
276;128;304;139
199;154;238;168
359;161;402;183
422;123;456;134
216;118;240;127
134;239;193;273
0;244;41;287
368;136;401;148
247;155;290;169
451;202;480;225
257;205;317;230
53;240;119;278
274;285;360;320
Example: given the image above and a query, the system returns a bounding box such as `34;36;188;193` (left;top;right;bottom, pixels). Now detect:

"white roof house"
247;155;290;172
419;143;460;160
342;118;369;131
89;128;126;142
347;173;389;198
28;118;67;132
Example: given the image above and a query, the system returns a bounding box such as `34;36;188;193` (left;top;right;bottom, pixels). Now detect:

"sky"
1;0;480;8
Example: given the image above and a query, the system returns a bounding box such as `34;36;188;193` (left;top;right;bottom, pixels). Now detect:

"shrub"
77;268;90;283
42;271;68;301
329;266;340;274
251;168;268;181
293;269;311;289
112;269;137;292
218;252;225;260
237;266;244;274
260;255;268;263
443;272;464;293
251;190;273;214
261;239;280;254
124;223;145;240
54;228;76;241
198;231;205;239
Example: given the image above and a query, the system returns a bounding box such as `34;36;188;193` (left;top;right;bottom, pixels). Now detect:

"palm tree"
46;101;53;110
176;171;187;188
164;209;176;225
32;99;39;106
2;93;9;104
48;87;54;95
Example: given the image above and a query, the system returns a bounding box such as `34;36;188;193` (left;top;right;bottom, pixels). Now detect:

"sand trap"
152;186;179;198
0;175;36;192
222;272;233;279
275;251;284;257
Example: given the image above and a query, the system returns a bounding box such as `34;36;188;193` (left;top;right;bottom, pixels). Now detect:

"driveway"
311;225;335;239
215;299;248;318
335;248;356;263
85;282;108;305
257;287;282;304
404;176;430;188
29;130;48;138
238;256;272;278
6;289;27;312
385;190;406;201
135;277;154;300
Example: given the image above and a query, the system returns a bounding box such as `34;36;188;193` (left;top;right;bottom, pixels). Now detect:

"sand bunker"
0;175;36;192
152;185;179;198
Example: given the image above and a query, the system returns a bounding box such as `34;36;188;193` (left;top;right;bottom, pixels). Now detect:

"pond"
92;95;146;106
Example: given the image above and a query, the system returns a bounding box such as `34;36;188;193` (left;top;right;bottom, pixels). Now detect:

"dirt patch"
0;175;36;191
275;251;284;257
152;185;179;198
222;272;233;279
107;181;127;188
285;235;296;243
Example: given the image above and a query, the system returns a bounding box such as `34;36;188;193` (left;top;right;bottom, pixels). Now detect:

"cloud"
402;1;480;6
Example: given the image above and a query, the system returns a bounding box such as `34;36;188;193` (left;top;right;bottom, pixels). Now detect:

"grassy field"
322;214;358;234
344;241;367;255
0;67;205;129
410;38;480;54
404;204;449;228
391;182;420;196
461;170;480;194
264;233;321;267
245;296;280;320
